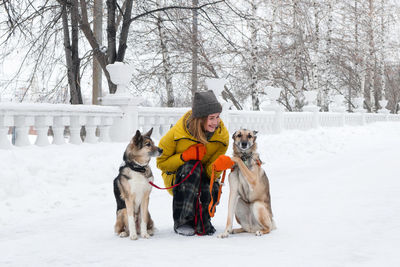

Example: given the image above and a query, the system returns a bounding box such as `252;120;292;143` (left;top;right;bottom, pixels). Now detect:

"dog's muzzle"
240;142;248;149
151;148;163;157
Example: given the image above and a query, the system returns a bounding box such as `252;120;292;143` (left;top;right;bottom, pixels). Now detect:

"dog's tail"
113;177;126;212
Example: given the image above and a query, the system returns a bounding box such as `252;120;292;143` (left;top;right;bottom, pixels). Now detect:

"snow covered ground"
1;122;400;267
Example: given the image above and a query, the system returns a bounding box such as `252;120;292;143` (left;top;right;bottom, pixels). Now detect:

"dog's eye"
237;134;242;138
146;143;151;146
248;134;252;138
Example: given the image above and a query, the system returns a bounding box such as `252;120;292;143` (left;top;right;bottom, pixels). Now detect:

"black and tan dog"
218;129;275;238
113;128;163;240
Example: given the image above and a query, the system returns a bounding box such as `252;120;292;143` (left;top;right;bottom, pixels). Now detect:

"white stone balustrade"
0;103;122;149
1;95;400;150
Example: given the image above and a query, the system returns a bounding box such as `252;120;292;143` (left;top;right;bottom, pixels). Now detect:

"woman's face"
204;113;221;132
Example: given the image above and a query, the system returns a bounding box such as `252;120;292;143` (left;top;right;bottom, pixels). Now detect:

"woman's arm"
156;129;185;173
205;143;228;179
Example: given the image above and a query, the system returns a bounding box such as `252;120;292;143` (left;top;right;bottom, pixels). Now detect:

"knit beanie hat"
192;90;223;118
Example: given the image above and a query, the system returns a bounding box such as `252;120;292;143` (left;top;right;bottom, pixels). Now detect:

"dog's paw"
129;233;138;240
217;232;230;238
118;231;128;238
141;232;150;239
255;230;262;236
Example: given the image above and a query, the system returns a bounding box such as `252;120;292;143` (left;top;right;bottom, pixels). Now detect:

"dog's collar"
124;161;147;173
240;152;253;162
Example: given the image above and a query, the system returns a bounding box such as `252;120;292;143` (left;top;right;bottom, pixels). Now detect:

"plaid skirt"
173;160;219;235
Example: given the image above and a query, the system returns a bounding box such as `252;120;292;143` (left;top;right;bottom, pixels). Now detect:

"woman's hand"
181;143;207;161
213;155;235;171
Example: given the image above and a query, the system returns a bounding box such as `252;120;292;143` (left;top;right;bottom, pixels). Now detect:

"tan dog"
113;128;163;240
218;129;275;238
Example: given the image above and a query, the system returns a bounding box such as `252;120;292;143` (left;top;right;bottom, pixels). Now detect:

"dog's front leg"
126;197;138;240
218;173;239;238
232;157;258;190
140;191;151;239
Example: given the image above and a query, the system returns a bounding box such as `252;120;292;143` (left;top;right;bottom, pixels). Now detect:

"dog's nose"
158;148;163;154
241;142;247;148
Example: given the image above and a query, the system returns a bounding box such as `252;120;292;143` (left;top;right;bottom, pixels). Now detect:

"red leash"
148;161;201;190
194;163;205;236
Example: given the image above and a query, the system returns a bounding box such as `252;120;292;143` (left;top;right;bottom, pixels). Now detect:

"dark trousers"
173;160;219;235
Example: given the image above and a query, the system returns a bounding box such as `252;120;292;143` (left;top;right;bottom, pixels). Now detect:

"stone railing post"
98;117;114;142
53;116;69;145
378;99;390;118
0;114;13;149
85;116;100;143
303;91;320;129
35;116;53;146
14;115;34;146
100;62;144;142
70;115;86;145
330;95;346;126
353;97;366;125
262;86;283;134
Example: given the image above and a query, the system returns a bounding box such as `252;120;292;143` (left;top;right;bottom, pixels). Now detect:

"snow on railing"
0;103;122;149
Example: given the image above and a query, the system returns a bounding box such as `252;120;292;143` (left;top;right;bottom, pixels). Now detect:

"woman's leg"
172;160;202;234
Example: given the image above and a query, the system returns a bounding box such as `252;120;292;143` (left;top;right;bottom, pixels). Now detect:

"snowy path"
1;122;400;267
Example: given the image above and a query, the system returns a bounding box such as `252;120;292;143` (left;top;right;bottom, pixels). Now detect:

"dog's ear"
144;128;153;137
232;131;237;140
253;130;258;141
132;130;143;147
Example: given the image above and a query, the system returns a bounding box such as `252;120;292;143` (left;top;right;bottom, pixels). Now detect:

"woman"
156;90;234;236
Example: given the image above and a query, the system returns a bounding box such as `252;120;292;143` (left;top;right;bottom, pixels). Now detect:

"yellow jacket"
156;111;229;195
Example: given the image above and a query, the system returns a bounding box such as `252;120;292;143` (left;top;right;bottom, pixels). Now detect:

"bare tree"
92;0;103;104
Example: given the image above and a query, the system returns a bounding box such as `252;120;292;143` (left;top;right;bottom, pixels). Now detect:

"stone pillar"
303;91;320;129
378;99;390;114
353;97;366;125
263;86;283;134
100;62;144;142
330;95;346;126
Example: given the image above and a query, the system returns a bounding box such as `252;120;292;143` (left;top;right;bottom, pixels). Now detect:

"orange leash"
208;166;227;217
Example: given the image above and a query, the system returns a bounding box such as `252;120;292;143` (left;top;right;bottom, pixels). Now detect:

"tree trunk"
116;0;134;62
365;0;375;112
156;5;174;107
92;0;103;105
61;1;82;104
71;0;82;104
191;0;199;97
249;0;259;110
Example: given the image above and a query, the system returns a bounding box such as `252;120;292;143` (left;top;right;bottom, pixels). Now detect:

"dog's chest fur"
122;167;153;204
